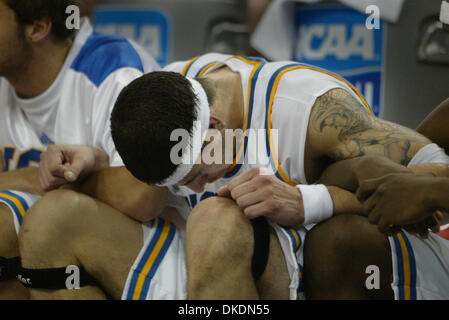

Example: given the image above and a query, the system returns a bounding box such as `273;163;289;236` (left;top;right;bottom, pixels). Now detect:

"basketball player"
0;0;159;299
351;0;449;234
26;53;449;300
316;0;449;239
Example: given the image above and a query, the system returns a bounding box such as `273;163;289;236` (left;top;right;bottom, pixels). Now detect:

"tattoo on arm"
311;89;430;165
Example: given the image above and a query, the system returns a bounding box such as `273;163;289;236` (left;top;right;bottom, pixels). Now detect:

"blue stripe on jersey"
139;223;176;299
392;234;405;300
400;231;417;300
126;219;164;300
2;191;29;212
71;33;144;87
0;191;29;225
264;63;299;182
223;59;266;179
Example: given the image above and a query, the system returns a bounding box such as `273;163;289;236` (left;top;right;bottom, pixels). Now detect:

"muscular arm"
39;145;168;222
0;167;44;195
416;97;449;153
75;166;167;222
306;88;431;218
308;88;431;167
0;147;43;194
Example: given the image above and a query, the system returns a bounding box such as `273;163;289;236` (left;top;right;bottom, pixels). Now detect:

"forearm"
410;163;449;178
76;166;167;222
0;167;44;195
297;183;363;227
327;186;363;216
318;158;363;192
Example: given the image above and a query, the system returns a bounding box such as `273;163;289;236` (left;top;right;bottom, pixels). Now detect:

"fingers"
217;185;230;197
426;215;440;234
64;156;85;182
357;176;385;202
39;145;73;191
243;201;277;220
227;168;261;191
218;168;261;198
377;215;394;235
364;194;379;222
234;188;269;210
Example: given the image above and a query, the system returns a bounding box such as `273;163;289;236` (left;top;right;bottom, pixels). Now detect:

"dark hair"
111;71;201;185
6;0;79;42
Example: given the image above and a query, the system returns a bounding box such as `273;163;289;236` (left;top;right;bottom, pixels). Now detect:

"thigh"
70;195;145;299
0;202;18;257
20;190;144;299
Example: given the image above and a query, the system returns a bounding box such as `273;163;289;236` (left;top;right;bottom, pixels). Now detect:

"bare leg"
0;204;29;300
19;190;143;300
303;214;393;300
186;197;290;300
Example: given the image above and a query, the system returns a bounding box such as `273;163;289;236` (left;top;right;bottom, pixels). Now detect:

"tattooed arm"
308;88;431;168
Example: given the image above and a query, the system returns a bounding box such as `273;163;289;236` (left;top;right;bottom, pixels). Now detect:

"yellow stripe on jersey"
181;56;200;76
197;63;217;77
224;56;264;174
397;232;412;300
266;65;372;186
131;219;173;300
290;228;301;251
0;191;27;221
391;231;417;300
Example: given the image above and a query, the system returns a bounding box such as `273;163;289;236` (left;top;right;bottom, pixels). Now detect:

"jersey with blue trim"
163;54;371;222
0;18;159;171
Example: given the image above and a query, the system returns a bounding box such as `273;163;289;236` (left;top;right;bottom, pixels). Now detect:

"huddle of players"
0;0;449;300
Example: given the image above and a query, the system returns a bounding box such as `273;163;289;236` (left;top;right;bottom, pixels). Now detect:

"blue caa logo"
94;8;170;66
294;6;384;116
296;24;375;61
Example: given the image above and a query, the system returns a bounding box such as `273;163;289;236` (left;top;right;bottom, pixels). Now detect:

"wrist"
93;149;110;172
297;184;334;226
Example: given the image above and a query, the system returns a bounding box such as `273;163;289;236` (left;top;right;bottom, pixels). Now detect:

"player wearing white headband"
109;53;449;300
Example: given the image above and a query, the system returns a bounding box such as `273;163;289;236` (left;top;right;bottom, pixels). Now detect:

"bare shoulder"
416;97;449;151
308;88;431;165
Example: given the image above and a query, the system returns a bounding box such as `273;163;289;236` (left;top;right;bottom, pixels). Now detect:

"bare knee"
305;214;388;261
19;190;96;267
303;214;392;299
186;197;254;293
187;196;253;250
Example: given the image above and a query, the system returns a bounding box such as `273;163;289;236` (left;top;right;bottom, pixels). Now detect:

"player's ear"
209;115;225;131
25;18;53;44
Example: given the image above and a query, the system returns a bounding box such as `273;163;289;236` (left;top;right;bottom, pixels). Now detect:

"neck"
206;67;245;168
8;39;72;99
208;67;245;130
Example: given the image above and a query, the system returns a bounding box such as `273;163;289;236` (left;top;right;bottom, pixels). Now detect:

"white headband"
441;1;449;24
156;78;211;187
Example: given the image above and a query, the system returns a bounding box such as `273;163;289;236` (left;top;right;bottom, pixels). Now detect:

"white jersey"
163;53;371;218
162;53;371;300
0;18;159;171
0;18;159;233
163;54;449;300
